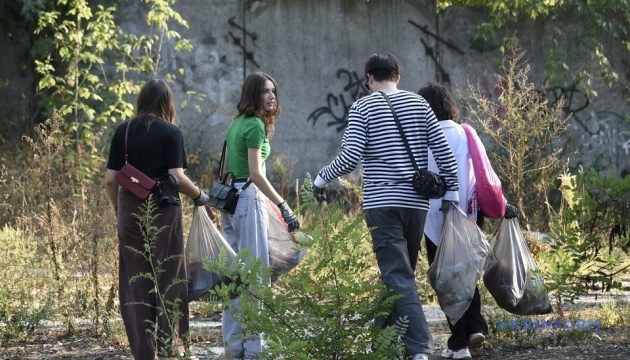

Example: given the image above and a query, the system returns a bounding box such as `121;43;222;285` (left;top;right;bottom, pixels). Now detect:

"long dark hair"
135;79;177;127
418;82;459;121
235;72;280;138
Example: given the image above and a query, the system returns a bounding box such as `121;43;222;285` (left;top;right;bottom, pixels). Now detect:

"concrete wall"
167;0;449;184
3;0;629;183
164;0;629;182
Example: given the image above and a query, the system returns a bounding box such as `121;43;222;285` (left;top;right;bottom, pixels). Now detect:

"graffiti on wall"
545;85;629;171
476;77;630;173
409;19;465;85
307;19;463;132
572;111;630;171
546;86;590;132
307;69;369;132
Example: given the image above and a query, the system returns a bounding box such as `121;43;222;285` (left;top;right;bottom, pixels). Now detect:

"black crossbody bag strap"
123;119;133;164
379;91;420;171
218;139;252;193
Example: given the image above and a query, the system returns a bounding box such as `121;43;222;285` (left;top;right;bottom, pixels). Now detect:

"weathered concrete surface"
166;0;629;183
1;0;628;182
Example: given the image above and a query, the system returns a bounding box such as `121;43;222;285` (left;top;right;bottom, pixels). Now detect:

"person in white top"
418;83;518;360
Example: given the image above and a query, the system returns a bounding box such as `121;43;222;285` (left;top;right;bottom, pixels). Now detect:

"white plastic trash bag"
186;205;236;301
428;202;491;324
266;199;309;282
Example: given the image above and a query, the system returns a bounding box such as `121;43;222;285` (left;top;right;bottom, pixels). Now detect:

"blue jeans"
365;207;432;355
221;182;269;358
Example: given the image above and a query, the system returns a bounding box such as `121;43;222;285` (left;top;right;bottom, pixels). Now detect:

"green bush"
540;168;630;314
206;175;408;359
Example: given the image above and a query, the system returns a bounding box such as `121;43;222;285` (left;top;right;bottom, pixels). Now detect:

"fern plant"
207;175;407;359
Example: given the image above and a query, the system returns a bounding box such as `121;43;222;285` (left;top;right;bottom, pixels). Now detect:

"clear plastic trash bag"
266;199;309;282
428;202;491;324
483;218;552;315
186;205;236;302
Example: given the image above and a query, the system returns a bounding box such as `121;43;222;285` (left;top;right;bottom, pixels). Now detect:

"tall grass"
0;114;119;339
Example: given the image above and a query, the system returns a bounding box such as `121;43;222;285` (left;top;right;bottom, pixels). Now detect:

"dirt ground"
2;308;629;360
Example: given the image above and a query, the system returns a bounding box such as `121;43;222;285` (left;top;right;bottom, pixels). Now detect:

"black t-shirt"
107;118;188;178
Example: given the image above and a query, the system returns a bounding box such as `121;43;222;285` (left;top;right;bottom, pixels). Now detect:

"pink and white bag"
462;124;507;219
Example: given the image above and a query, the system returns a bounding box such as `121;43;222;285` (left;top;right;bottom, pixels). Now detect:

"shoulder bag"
380;92;447;199
114;120;159;200
207;140;252;214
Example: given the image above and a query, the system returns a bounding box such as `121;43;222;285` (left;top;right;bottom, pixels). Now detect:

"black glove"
193;190;209;206
277;201;300;232
504;203;519;219
312;184;326;203
439;200;459;213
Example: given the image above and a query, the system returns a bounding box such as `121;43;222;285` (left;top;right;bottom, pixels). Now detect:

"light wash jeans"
221;182;269;358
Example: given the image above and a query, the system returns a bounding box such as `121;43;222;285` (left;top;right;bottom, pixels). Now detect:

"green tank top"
225;115;270;177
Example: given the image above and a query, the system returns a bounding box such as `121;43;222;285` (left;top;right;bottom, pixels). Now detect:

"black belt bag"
208;172;251;214
413;168;447;199
207;140;252;214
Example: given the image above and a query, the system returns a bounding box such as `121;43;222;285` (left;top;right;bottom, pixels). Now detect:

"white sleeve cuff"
443;191;459;202
314;174;329;188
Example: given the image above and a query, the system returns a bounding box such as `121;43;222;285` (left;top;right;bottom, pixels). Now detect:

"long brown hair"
235;72;280;138
135;79;177;127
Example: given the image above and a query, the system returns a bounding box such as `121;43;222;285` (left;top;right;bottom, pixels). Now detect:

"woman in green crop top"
220;72;299;358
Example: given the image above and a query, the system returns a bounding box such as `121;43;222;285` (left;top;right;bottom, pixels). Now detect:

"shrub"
206;175;408;359
540;168;630;315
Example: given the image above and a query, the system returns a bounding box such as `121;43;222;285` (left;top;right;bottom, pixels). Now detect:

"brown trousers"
117;183;189;360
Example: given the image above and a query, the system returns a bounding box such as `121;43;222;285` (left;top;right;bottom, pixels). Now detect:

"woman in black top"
105;79;207;359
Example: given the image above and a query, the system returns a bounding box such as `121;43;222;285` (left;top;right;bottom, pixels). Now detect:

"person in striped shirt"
312;53;460;360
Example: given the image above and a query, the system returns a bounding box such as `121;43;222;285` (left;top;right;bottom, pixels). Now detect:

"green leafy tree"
33;0;192;180
441;0;630;102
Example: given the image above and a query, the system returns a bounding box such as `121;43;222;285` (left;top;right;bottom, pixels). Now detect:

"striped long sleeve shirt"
317;90;459;210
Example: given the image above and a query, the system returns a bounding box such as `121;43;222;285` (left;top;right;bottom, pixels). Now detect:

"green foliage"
32;0;194;180
0;225;54;342
206;175;408;359
441;0;630;101
540;168;630;313
461;36;570;230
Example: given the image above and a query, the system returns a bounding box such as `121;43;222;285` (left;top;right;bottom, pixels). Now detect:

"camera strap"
379;91;420;172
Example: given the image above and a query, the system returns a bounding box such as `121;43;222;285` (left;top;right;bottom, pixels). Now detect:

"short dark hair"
417;82;459;121
364;53;402;82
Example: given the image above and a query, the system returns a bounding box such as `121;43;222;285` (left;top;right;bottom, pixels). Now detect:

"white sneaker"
441;347;472;359
468;332;485;348
408;354;429;360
